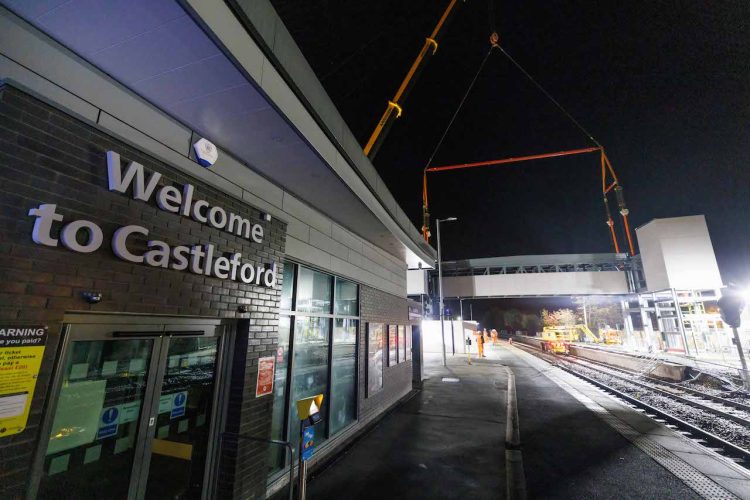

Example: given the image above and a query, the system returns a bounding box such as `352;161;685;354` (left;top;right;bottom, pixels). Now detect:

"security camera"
193;138;218;168
82;291;102;304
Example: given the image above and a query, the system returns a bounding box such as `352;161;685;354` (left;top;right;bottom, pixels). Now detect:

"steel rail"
566;350;750;413
563;356;750;428
557;363;750;466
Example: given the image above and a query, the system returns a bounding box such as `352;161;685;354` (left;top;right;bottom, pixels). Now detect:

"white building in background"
636;215;723;291
623;215;746;360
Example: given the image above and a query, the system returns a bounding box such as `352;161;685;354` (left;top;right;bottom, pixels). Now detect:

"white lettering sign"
25;151;277;288
106;151;263;243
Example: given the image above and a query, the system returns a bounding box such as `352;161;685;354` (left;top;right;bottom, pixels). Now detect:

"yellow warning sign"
0;326;48;438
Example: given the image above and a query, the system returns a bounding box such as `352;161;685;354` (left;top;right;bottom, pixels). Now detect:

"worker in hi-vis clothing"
475;330;485;358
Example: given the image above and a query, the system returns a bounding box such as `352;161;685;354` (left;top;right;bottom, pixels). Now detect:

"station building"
0;1;435;498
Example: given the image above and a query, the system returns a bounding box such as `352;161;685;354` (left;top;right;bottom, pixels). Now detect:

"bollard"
297;432;307;500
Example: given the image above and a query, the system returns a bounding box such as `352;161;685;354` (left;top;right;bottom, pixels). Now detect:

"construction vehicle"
598;327;623;345
539;327;576;354
541;325;622;353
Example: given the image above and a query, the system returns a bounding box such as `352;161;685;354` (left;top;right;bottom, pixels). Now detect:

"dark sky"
272;1;750;284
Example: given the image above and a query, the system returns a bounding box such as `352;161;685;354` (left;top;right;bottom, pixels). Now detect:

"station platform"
301;343;750;499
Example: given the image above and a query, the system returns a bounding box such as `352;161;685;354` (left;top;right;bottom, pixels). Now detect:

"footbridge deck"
411;253;634;298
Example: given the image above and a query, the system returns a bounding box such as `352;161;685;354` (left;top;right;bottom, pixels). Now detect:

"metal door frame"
411;325;423;388
28;313;234;500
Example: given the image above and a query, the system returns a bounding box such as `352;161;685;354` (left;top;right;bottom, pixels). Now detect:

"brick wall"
0;85;286;498
358;285;412;426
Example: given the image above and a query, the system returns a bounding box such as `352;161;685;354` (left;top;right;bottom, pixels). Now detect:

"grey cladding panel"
0;7;193;153
332;223;364;254
309;228;349;261
0;56;99;124
282;192;332;237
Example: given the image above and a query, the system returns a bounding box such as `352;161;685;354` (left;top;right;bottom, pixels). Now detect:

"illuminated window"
269;264;359;477
367;323;384;396
388;325;398;366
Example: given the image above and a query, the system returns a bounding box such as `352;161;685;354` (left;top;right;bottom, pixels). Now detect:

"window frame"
274;262;361;471
388;324;398;366
365;322;384;397
406;325;412;361
398;325;406;363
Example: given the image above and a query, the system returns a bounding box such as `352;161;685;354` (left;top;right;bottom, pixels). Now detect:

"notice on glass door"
255;356;275;397
0;325;48;438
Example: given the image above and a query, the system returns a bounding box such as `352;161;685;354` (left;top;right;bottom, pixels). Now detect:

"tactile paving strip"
512;346;740;500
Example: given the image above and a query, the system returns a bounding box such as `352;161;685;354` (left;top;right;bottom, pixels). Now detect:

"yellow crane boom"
363;0;465;160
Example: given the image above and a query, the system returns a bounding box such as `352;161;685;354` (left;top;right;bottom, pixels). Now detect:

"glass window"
290;316;330;449
398;326;406;362
406;326;412;360
280;264;295;311
334;279;358;316
39;339;153;498
330;318;357;434
269;316;291;472
296;268;333;314
388;325;398;366
367;323;384;396
271;264;362;475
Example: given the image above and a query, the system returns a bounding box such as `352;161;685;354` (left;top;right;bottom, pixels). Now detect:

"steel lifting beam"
422;146;602;240
421;147;638;256
363;0;464;160
425;146;601;173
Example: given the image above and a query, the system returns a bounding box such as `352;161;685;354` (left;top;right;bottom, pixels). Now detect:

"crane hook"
489;32;500;48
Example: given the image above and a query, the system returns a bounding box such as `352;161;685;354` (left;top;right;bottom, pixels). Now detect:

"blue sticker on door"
170;391;187;419
97;406;120;439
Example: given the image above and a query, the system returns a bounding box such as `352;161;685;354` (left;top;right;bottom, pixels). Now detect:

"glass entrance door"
143;336;219;499
34;318;225;500
38;334;155;499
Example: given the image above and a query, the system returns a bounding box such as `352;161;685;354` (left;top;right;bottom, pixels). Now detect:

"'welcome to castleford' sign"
26;151;278;287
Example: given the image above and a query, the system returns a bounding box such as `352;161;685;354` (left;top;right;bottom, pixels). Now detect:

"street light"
436;216;457;367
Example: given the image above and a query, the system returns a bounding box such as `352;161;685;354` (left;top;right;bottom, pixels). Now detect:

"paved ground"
488;343;701;499
298;344;746;499
305;354;507;499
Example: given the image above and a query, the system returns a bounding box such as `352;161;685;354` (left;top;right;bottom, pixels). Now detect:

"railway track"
565;353;750;412
514;341;750;467
565;356;750;428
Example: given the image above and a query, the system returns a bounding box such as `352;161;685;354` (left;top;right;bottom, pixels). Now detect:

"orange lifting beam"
421;147;637;256
363;0;464;160
425;146;601;173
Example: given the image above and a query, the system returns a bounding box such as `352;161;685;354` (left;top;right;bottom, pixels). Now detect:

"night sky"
272;1;750;284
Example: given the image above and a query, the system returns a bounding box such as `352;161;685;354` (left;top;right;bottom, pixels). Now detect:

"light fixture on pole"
718;286;750;390
436;216;457;367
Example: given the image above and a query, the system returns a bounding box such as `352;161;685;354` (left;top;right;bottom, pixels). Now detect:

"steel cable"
496;45;601;148
424;46;495;170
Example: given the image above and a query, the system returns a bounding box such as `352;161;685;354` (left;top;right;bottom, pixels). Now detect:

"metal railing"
220;432;295;500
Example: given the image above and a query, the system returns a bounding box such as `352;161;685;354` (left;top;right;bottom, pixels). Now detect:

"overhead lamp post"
437;217;457;367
